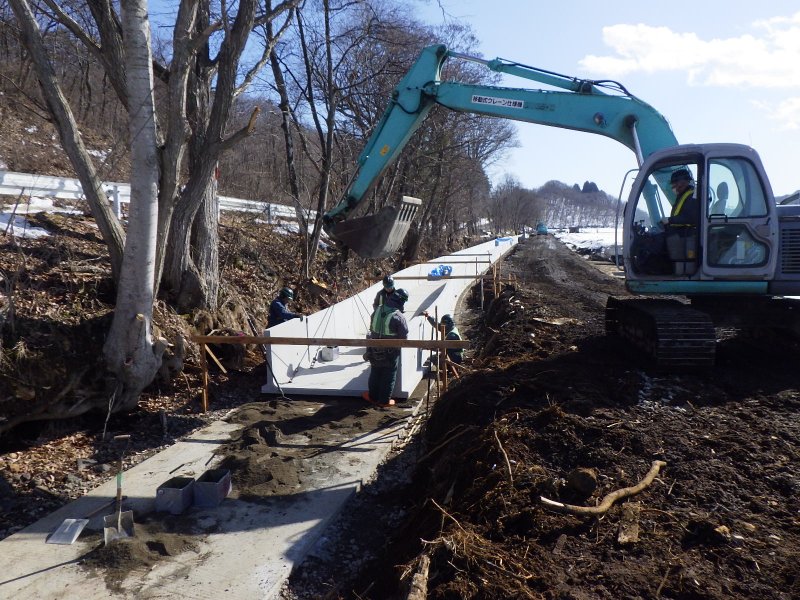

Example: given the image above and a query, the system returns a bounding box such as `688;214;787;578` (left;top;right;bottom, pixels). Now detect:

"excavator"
322;44;800;367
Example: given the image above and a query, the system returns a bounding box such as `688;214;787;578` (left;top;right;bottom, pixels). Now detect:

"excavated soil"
280;235;800;600
2;229;799;598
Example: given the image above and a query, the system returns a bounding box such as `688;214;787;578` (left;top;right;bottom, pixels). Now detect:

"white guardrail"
0;169;314;223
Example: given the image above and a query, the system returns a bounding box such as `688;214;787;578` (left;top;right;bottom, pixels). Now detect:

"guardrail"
0;169;314;223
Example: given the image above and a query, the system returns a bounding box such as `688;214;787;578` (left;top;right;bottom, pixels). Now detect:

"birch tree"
103;0;164;408
8;0;126;280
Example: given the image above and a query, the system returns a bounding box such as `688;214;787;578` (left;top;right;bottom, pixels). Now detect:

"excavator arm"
324;43;678;258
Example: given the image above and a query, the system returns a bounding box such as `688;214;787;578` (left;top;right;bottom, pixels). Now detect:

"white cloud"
753;98;800;129
580;12;800;88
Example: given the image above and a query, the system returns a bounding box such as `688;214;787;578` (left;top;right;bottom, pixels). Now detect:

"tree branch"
540;460;667;516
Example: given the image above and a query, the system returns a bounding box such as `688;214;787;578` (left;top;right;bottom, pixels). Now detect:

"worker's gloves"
422;311;429;317
660;217;670;226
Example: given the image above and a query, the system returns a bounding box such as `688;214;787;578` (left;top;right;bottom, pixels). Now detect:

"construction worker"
662;168;699;227
423;312;464;371
373;275;395;309
364;288;409;407
268;287;303;328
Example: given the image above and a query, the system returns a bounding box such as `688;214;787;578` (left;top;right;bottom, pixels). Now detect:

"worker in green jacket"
364;289;409;407
423;312;464;368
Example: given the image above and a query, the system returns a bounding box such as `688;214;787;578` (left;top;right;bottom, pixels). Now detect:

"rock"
77;458;97;471
64;473;82;486
566;467;598;496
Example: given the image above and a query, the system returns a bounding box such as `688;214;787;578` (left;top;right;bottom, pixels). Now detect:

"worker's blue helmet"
280;287;294;300
383;275;395;290
441;314;455;327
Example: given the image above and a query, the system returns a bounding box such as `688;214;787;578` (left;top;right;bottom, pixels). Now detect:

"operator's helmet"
383;275;395;290
441;314;455;327
280;287;294;300
670;168;692;184
392;288;409;304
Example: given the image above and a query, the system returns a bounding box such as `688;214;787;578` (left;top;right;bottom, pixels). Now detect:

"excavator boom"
323;44;678;257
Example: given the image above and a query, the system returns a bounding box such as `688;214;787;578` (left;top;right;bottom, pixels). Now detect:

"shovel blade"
103;511;135;545
330;196;421;258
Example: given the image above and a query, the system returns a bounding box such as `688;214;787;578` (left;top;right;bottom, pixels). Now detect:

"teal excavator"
323;44;800;367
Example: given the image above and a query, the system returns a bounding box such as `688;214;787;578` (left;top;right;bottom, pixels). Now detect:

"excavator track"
605;297;716;368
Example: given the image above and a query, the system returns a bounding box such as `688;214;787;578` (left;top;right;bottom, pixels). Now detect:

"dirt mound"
282;236;800;600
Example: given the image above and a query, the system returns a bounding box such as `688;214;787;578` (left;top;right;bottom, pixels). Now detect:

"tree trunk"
190;175;220;309
103;0;165;410
9;0;125;282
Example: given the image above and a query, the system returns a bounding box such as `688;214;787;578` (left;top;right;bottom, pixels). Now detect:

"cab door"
701;146;778;280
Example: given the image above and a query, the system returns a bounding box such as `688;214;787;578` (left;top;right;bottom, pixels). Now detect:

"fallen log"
540;460;666;516
405;554;430;600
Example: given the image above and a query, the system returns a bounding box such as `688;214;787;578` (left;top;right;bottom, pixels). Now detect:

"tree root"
540;460;667;515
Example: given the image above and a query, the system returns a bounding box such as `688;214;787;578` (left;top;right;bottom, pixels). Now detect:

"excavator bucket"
330;196;421;258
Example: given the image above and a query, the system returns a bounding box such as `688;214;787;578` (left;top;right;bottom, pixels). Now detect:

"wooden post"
480;263;485;310
497;260;502;296
199;343;209;412
434;307;440;396
441;324;449;393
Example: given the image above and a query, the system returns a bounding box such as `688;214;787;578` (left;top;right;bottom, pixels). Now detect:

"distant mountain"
536;180;620;228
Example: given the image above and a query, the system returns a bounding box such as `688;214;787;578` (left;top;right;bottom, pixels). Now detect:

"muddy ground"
3;232;800;599
279;235;800;599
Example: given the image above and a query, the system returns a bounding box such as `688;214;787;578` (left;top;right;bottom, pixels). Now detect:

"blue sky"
413;1;800;196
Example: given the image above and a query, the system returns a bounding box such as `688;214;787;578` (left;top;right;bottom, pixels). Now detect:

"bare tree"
8;0;126;280
103;0;164;409
7;0;298;415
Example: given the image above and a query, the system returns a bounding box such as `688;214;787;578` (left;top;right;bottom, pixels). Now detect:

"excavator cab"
324;196;421;259
624;143;780;292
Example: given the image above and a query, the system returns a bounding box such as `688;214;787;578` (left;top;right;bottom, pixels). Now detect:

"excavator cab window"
705;158;769;267
629;161;701;276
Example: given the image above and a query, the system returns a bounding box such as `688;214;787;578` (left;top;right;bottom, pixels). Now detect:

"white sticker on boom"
471;95;524;109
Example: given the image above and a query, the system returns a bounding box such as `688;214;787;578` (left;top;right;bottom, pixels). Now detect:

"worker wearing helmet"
268;287;303;328
364;288;409;407
373;275;395;309
423;311;464;368
663;169;699;227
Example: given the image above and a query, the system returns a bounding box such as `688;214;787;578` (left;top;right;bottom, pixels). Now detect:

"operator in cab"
662;169;699;228
268;287;303;328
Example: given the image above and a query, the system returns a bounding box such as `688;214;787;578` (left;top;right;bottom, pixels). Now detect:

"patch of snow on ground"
2;196;82;216
0;214;50;238
553;227;625;262
87;148;110;160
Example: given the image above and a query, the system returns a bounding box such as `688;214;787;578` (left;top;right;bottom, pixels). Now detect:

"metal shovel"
103;435;135;545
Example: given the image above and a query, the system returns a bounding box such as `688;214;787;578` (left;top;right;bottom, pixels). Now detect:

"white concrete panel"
261;236;518;398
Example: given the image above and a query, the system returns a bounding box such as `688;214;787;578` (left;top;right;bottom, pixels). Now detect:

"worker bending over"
268;287;303;328
423;312;464;373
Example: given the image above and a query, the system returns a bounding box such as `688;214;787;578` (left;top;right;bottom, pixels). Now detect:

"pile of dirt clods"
285;236;800;600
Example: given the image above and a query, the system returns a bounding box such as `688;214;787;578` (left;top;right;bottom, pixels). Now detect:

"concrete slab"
0;402;416;599
262;236;518;397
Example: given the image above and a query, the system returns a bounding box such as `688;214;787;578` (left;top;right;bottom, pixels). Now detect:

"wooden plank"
191;335;469;349
383;275;485;280
418;260;491;264
199;343;208;412
204;344;228;374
